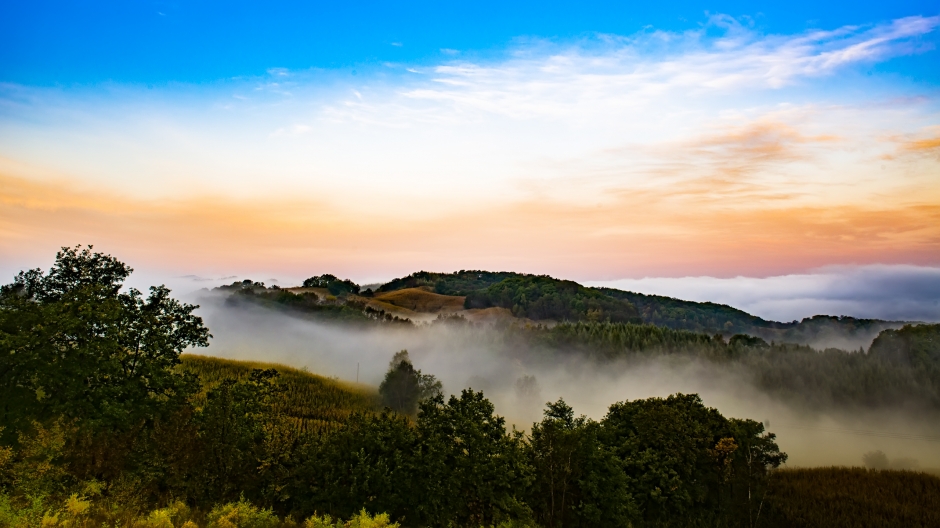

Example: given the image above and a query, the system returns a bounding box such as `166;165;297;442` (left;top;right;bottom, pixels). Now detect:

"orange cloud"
883;127;940;159
3;168;939;281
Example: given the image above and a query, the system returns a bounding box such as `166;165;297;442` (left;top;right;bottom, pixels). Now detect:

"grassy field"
372;287;466;313
763;467;940;527
179;354;381;435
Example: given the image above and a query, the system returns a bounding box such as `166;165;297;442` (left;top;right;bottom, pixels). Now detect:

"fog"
192;291;940;472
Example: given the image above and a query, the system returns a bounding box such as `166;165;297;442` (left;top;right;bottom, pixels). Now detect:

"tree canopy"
0;245;210;441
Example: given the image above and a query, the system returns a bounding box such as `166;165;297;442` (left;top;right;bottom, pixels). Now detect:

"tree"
302;274;360;296
378;351;441;416
190;369;285;505
413;390;532;527
600;393;730;525
0;245;210;443
527;399;634;528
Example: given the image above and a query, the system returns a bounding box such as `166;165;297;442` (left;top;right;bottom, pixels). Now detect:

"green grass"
179;354;381;435
763;467;940;527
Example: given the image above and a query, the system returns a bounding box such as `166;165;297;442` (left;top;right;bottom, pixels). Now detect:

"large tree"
0;245;210;442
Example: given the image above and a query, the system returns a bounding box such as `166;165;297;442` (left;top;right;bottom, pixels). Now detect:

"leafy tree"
527;399;634;528
378;351;441;416
190;369;288;505
413;390;532;527
292;410;417;522
600;394;730;526
0;245;209;443
303;275;360;296
726;418;786;527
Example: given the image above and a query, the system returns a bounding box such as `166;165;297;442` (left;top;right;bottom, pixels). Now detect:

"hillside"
597;288;907;347
179;354;381;435
217;271;912;348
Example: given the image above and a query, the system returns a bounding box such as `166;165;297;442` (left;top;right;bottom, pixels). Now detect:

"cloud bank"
588;265;940;323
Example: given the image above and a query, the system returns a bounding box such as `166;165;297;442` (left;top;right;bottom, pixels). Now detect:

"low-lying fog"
192;291;940;473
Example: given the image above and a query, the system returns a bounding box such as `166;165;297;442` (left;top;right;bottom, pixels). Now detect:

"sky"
1;1;939;320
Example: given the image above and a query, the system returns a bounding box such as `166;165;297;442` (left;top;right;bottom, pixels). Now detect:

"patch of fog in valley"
191;291;940;473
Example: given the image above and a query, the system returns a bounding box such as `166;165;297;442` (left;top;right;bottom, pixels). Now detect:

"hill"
217;272;912;348
179;354;381;435
597;288;907;347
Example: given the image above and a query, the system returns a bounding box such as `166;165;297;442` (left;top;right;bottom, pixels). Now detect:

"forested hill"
373;271;908;344
595;287;907;346
375;270;529;295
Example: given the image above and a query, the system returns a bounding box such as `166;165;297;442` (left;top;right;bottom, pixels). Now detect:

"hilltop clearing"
372;287;466;313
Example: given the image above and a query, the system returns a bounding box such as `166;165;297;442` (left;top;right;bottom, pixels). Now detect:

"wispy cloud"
391;15;939;120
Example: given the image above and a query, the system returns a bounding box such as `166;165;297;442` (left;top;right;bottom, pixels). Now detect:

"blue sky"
3;1;939;85
2;1;940;321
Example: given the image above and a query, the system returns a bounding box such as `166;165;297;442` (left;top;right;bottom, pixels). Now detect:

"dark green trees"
413;390;532;527
527;399;633;528
0;245;209;442
465;276;641;323
294;390;531;527
302;274;360;296
378;350;441;416
523;394;786;528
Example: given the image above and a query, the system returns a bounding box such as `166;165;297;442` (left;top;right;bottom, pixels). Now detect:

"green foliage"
8;249;936;528
526;400;633;528
206;498;281;528
412;390;533;527
304;509;400;528
538;321;723;359
728;334;769;349
869;323;940;375
595;287;779;335
293;410;416;523
524;321;940;410
218;285;413;326
465;276;641;323
302;275;361;297
763;467;940;527
0;245;208;442
596;288;907;343
224;287;376;324
376;271;527;296
377;351;442;416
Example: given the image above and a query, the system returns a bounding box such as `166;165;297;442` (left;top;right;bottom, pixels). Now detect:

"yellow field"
373;287;466;312
179;354;380;435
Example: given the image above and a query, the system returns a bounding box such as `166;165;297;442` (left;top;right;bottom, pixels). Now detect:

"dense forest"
372;271;906;343
3;247;939;527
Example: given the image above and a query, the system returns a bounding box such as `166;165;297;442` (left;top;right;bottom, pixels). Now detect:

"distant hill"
596;288;907;348
216;271;911;348
376;270;528;295
373;272;907;346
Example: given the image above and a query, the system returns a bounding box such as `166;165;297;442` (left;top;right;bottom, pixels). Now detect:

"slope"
179;354;381;435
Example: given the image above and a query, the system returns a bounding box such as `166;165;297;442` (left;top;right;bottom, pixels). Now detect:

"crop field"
763;467;940;527
179;354;381;435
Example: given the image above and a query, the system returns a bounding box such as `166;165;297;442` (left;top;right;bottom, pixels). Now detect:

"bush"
206;498;281;528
